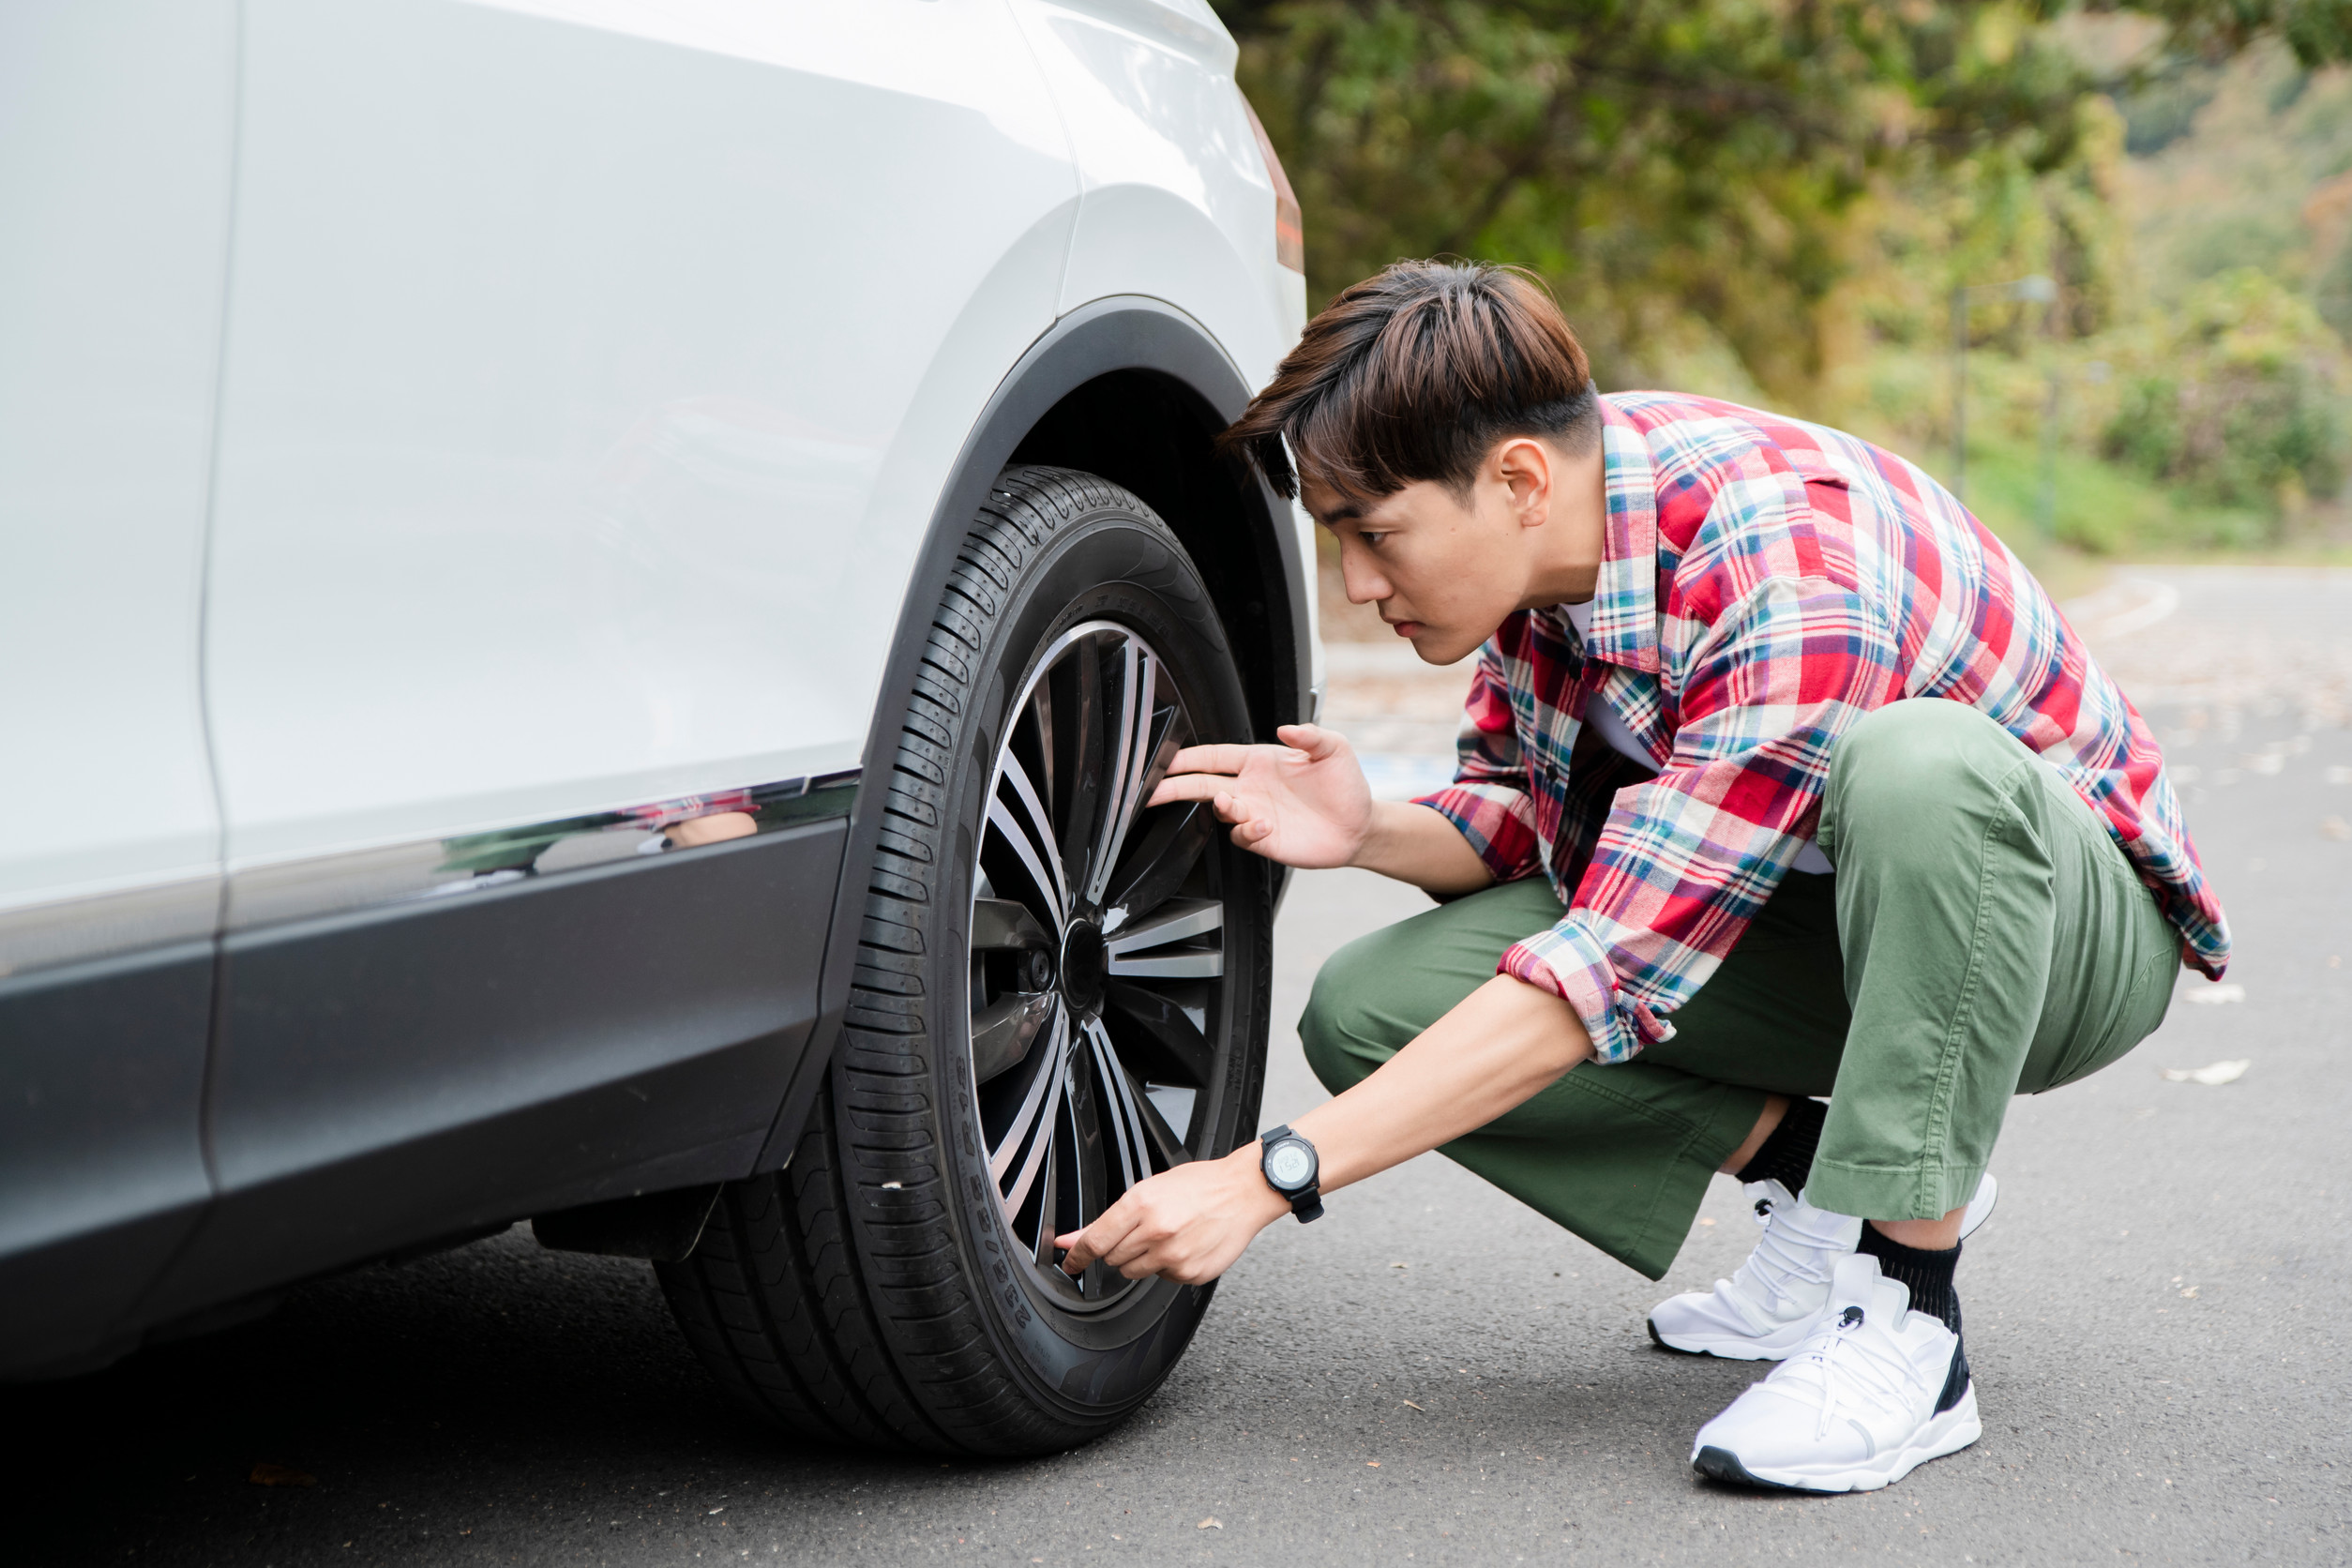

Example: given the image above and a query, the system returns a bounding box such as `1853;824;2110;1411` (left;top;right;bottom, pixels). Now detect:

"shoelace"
1730;1196;1852;1314
1774;1307;1923;1440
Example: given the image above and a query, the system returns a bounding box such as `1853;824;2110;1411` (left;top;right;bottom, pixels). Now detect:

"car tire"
656;465;1275;1455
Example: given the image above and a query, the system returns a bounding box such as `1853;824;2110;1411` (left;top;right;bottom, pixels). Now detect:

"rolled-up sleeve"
1410;641;1543;884
1497;576;1903;1063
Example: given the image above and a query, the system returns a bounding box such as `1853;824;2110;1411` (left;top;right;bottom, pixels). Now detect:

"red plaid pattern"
1414;394;2229;1063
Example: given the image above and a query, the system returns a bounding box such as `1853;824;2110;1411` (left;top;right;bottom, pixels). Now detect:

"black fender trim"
751;297;1305;1172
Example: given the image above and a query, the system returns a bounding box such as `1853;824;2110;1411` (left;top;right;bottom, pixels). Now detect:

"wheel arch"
753;296;1306;1171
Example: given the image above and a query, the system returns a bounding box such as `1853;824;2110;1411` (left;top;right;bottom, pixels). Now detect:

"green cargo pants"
1300;699;2181;1280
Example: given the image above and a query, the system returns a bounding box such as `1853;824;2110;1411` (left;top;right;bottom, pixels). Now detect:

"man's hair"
1218;259;1598;503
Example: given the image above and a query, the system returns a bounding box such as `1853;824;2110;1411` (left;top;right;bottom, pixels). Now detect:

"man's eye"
1359;532;1387;546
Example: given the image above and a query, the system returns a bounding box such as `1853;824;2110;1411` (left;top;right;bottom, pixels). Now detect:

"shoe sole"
1690;1387;1983;1494
1652;1173;2001;1364
1647;1315;1813;1361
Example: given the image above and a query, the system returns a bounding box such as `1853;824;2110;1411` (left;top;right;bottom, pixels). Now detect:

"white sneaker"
1689;1252;1981;1492
1647;1172;1997;1361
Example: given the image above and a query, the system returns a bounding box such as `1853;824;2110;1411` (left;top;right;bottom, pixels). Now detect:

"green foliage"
2119;38;2352;313
2100;267;2351;521
1232;4;2352;534
1218;0;2121;404
2118;61;2221;152
1218;1;2352;401
1221;0;2352;549
2113;0;2352;68
1943;424;2274;562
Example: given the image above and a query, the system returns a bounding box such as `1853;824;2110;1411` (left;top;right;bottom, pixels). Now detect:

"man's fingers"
1145;778;1257;825
1099;1227;1160;1276
1056;1199;1143;1277
1146;772;1228;807
1054;1220;1111;1275
1274;722;1349;761
1160;742;1260;778
1052;1229;1091;1274
1059;1193;1183;1282
1153;787;1275;852
1149;734;1342;807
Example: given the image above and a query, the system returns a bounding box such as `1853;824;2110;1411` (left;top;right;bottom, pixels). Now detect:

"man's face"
1300;467;1533;666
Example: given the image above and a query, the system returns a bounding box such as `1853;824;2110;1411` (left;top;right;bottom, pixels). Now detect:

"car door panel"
181;0;1078;1293
204;0;1078;863
0;0;235;1371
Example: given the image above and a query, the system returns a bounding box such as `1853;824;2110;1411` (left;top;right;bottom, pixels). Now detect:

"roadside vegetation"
1218;0;2352;573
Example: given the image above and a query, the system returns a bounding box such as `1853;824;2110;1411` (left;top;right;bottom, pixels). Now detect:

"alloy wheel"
969;621;1226;1307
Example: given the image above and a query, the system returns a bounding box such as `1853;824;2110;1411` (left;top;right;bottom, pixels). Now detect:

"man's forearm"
1285;972;1591;1194
1349;800;1496;894
1055;972;1594;1286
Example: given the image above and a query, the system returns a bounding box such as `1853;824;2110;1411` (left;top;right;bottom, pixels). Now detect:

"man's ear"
1494;437;1553;530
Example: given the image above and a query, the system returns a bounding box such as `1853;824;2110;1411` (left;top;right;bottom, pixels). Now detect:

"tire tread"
657;466;1259;1455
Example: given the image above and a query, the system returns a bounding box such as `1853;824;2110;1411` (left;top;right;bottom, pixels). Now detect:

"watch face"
1266;1141;1314;1190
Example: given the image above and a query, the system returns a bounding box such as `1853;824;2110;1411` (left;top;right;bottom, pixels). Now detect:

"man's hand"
1148;723;1494;894
1054;1144;1291;1286
1146;723;1373;868
1056;974;1592;1288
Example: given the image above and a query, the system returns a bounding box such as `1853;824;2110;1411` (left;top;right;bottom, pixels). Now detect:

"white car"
1;0;1316;1455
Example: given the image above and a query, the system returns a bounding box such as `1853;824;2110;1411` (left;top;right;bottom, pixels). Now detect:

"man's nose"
1340;556;1390;606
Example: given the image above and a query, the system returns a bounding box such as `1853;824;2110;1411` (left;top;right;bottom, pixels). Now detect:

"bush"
2101;267;2351;520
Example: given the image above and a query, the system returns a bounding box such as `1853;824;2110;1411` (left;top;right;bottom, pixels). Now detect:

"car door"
153;0;1083;1313
0;0;236;1372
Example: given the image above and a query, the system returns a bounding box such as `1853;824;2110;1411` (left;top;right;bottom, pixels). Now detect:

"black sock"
1858;1225;1969;1409
1732;1095;1827;1195
1855;1225;1961;1332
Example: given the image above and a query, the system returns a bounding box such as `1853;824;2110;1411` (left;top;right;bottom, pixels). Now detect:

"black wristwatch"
1259;1124;1323;1223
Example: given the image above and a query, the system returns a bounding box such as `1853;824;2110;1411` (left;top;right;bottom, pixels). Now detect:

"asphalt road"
13;568;2349;1567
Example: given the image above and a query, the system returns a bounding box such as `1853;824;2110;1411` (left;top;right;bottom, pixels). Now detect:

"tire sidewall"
878;496;1272;1433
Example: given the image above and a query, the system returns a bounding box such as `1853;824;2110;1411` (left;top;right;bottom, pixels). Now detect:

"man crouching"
1053;259;2226;1493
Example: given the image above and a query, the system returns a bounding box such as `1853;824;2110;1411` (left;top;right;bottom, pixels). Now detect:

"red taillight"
1241;96;1304;275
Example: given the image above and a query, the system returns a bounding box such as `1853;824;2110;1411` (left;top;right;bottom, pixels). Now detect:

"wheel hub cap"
1059;918;1107;1014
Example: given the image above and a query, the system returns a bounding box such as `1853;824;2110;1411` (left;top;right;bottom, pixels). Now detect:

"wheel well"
753;301;1307;1175
1008;369;1299;741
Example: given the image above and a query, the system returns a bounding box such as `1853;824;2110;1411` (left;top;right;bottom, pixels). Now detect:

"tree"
1218;0;2352;407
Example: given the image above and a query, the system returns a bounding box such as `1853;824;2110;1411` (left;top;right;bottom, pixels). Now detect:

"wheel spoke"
991;1011;1067;1185
1135;1080;1194;1168
1104;897;1221;955
1102;803;1212;931
1051;641;1105;895
1099;979;1214;1086
972;990;1055;1084
1148;699;1192;783
1082;1018;1147;1196
1119;697;1193;889
1107;946;1221;980
1031;1138;1063;1270
1065;1037;1109;1292
1085;641;1158;904
971;897;1052;952
1002;1109;1055;1227
989;751;1066;922
1027;678;1055;822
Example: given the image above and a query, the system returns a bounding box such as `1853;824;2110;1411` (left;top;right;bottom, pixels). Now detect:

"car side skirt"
126;817;847;1329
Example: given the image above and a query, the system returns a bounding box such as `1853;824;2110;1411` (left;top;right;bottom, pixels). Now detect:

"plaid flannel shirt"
1414;393;2230;1065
